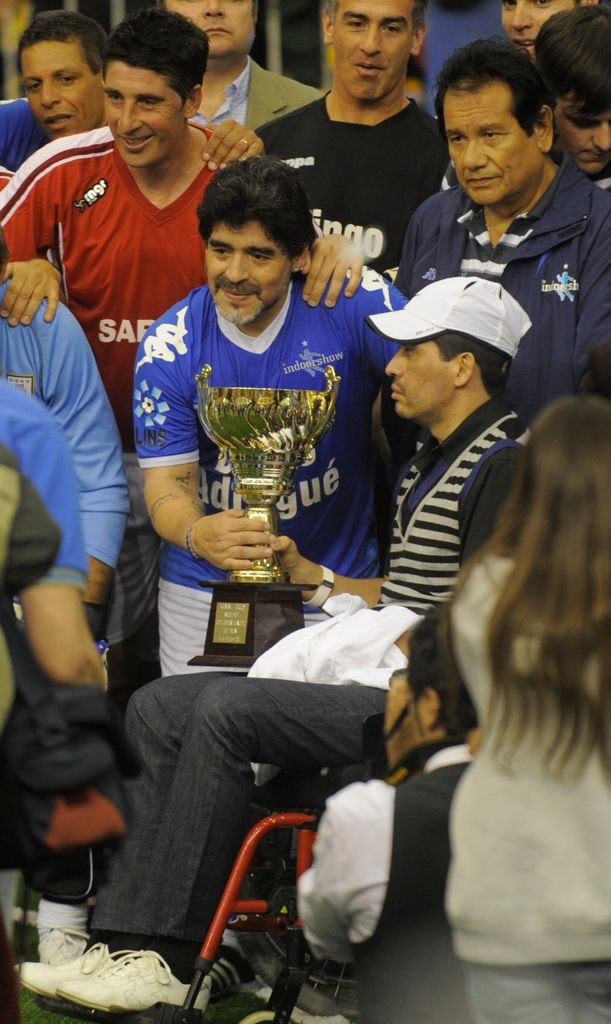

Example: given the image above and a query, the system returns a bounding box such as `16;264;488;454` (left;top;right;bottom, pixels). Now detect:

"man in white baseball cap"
367;276;530;359
273;276;531;612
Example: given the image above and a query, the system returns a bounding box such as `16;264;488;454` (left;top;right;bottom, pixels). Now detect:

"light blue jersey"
0;381;87;586
134;272;405;590
0;282;129;568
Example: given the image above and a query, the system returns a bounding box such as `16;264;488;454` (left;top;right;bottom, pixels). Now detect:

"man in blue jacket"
0;223;127;966
0;227;128;641
396;38;611;429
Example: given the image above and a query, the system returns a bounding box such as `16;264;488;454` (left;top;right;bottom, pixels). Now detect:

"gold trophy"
188;364;340;667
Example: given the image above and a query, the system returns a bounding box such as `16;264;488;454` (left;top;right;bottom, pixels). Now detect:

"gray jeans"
465;962;611;1024
93;673;385;941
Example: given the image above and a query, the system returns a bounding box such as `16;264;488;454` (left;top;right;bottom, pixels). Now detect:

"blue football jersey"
134;272;405;590
0;99;46;171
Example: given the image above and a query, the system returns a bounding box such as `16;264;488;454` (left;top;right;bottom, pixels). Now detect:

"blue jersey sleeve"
0;99;46;171
335;268;407;372
133;297;201;467
10;296;129;568
0;382;87;586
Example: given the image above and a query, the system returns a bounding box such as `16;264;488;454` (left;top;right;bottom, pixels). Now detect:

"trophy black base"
188;580;305;669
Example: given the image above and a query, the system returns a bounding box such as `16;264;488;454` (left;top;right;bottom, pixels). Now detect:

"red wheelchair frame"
37;809;323;1024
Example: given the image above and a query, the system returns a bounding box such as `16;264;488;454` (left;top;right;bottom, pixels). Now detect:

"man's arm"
270;534;384;607
574;212;611;387
301;235;363;308
0;146;65;324
200;119;264;170
298;781;395;963
19;583;105;685
39;301;129;571
395;194;442;299
83;558;114;607
0;384;104;684
0;259;62;326
143;462;272;572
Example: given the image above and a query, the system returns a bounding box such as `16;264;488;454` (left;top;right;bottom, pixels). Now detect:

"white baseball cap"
367;277;531;359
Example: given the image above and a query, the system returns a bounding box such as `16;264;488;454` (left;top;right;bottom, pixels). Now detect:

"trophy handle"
310;366;341;447
196;364;220;446
324;365;340;393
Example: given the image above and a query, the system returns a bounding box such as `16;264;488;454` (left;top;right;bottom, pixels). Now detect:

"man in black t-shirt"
258;0;448;540
258;0;447;279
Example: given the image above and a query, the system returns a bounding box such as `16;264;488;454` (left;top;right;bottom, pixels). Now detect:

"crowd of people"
1;0;610;1021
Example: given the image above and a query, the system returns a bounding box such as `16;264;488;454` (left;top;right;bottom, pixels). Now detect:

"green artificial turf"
20;988;265;1024
15;909;265;1024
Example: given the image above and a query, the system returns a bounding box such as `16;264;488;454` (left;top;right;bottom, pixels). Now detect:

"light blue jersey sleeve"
0;381;87;587
0;286;129;568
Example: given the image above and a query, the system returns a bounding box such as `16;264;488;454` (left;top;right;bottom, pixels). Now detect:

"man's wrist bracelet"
306;565;334;608
185;519;202;560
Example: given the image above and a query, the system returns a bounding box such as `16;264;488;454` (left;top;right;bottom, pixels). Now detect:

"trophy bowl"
195;364;341;583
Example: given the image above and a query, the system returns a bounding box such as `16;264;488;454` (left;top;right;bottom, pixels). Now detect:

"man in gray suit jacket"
164;0;320;128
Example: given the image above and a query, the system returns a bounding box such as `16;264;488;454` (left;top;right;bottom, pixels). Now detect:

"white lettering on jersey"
360;267;394;311
135;307;189;370
283;156;315;169
98;319;155;343
199;456;338;521
311;209;385;262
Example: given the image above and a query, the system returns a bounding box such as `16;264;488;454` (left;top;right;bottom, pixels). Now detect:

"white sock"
37;897;89;938
221;928;243;954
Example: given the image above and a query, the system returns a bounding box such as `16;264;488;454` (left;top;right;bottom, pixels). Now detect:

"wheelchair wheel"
240;838;357;1018
236;800;358;1019
241;929;357;1018
237;1014;275;1024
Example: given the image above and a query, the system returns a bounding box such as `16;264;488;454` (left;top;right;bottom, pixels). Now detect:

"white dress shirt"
298;745;471;963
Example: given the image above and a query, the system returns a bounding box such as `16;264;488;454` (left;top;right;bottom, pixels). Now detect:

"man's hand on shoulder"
1;259;62;326
302;235;363;309
201;120;264;171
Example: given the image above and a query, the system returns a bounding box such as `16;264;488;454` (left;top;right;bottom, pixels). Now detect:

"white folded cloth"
248;595;421;785
249;593;421;688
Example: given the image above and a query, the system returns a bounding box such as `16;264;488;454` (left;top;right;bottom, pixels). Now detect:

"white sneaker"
38;927;89;966
58;950;212;1013
19;943;112;998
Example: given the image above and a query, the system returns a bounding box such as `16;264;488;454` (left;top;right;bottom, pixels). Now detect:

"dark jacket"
397;158;611;425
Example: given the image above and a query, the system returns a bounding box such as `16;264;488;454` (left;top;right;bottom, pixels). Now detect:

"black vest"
353;763;474;1024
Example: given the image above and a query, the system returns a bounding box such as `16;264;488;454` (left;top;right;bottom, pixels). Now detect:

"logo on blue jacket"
540;264;580;302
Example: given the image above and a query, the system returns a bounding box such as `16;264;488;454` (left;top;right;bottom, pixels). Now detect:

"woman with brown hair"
446;394;611;1024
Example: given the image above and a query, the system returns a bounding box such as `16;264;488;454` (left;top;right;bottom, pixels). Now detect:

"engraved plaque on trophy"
188;364;340;667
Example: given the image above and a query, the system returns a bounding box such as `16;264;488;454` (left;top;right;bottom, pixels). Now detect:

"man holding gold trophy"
18;166;533;1015
134;156;406;675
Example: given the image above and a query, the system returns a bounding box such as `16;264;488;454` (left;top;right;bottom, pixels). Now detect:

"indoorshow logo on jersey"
282;340;344;378
540;263;580;302
73;178;109;213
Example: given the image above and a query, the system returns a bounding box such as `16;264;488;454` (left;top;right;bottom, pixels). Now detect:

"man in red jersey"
0;8;223;693
1;8;222;449
0;7;360;683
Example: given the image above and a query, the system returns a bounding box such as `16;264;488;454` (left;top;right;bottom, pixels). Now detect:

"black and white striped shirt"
380;398;527;613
